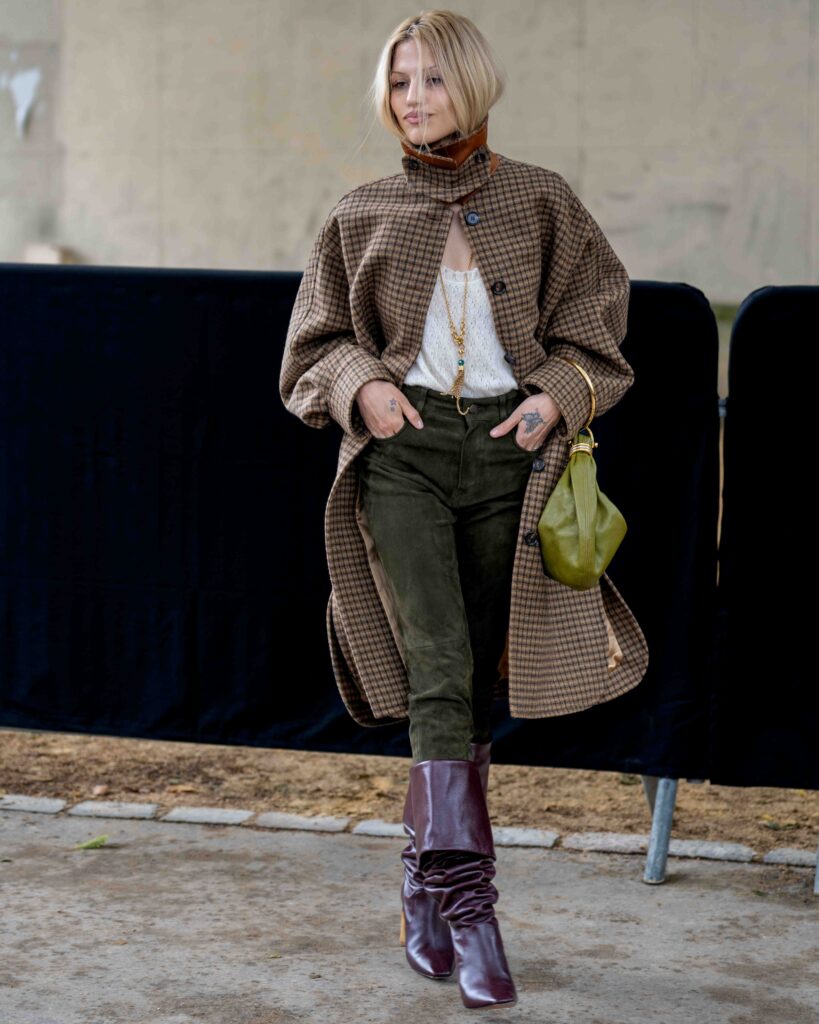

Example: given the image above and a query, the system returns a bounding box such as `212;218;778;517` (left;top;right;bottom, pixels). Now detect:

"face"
389;38;458;147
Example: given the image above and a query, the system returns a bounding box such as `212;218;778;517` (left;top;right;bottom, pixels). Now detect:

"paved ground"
1;810;817;1024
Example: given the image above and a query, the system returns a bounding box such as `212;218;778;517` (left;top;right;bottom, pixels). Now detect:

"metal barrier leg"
641;774;658;814
642;776;678;884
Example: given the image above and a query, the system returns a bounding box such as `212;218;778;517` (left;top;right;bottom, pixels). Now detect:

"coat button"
407;158;419;169
524;530;539;546
503;351;517;365
533;458;545;471
465;210;480;225
491;280;506;294
476;151;487;162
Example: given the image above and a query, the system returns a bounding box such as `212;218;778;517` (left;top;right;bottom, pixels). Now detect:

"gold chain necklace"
437;250;474;416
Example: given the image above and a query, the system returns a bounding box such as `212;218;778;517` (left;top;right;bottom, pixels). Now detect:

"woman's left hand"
489;392;562;450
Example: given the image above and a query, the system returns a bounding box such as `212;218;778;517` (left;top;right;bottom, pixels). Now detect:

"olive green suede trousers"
357;383;538;764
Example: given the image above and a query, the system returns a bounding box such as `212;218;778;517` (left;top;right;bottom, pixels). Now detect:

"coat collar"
400;116;497;204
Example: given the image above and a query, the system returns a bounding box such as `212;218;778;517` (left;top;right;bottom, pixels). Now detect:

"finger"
489;413;517;437
400;398;424;427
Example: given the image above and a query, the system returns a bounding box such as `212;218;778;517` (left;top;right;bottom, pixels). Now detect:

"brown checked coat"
279;117;649;728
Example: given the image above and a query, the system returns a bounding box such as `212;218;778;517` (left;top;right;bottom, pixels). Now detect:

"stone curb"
160;806;255;825
68;800;158;819
256;811;350;832
0;794;815;868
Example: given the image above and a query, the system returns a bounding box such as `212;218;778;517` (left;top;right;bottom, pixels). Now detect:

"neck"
400;116;489;169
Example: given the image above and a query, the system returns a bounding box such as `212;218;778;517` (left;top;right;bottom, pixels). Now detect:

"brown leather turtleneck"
400;115;495;170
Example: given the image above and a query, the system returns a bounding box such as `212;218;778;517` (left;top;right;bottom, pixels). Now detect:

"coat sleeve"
279;205;395;434
520;180;633;440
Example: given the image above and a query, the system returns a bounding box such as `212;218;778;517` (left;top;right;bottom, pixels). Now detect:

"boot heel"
399;905;406;945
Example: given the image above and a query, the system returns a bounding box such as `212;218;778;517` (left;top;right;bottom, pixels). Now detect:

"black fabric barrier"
0;263;800;791
0;262;343;748
503;282;720;777
711;285;819;789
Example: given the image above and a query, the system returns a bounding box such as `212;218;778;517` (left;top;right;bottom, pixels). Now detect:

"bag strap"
556;357;596;430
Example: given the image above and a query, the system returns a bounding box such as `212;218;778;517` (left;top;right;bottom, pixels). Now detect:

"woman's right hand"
355;380;424;438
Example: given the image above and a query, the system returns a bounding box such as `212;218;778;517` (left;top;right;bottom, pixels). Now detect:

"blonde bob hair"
367;10;506;151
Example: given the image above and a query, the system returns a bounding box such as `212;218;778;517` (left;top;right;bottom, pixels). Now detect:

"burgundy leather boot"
410;757;517;1009
399;742;492;979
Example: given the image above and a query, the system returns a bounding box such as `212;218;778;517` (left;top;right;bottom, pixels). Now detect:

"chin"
405;120;453;146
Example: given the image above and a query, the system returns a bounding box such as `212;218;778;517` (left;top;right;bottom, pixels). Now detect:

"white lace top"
403;264;519;397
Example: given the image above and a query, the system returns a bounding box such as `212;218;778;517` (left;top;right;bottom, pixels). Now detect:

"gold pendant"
452;368;473;416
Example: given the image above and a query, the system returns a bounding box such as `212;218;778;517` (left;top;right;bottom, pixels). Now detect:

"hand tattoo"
520;410;545;435
388;398;398;411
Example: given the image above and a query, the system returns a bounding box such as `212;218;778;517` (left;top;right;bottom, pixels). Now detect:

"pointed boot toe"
451;917;517;1007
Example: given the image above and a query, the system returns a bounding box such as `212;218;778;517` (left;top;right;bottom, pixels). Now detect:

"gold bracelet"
556;356;596;430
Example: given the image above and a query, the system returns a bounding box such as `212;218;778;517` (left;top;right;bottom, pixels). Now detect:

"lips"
406;114;429;123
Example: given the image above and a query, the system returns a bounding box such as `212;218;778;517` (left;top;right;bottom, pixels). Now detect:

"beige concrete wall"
0;0;816;302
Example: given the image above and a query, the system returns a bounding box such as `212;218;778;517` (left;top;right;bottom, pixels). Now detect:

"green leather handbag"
537;358;628;590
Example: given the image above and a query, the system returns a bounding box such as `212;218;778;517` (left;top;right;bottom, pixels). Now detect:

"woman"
279;10;648;1011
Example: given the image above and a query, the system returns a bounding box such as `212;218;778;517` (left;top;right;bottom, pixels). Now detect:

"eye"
390;77;442;89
